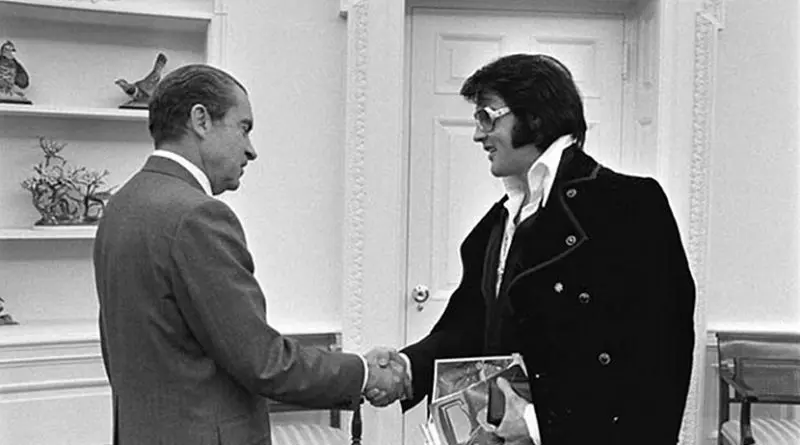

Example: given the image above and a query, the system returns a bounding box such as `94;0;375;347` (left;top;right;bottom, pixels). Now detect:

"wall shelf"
0;0;213;20
0;226;97;240
0;104;148;122
0;0;213;31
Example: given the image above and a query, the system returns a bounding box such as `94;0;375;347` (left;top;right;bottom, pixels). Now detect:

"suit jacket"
401;147;696;444
93;156;365;445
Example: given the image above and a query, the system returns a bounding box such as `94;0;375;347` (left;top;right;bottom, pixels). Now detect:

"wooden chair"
269;333;363;445
716;332;800;445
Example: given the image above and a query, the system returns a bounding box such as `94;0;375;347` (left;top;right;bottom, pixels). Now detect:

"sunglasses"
473;106;511;132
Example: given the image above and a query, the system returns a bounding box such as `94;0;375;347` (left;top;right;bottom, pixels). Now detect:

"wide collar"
502;134;575;212
508;146;601;282
479;147;602;303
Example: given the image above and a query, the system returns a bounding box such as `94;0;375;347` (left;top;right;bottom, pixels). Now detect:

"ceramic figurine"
115;52;167;109
20;137;116;226
0;40;31;104
0;297;18;325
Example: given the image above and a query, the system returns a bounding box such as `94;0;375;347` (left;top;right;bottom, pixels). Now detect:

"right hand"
363;347;413;407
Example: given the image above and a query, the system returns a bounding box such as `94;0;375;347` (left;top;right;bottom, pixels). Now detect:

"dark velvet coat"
401;147;696;444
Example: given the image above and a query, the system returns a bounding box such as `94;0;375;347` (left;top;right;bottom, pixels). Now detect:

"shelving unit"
0;0;213;29
0;3;224;443
0;103;147;121
0;0;219;240
0;226;98;240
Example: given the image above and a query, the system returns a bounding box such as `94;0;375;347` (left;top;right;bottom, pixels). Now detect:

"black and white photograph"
1;1;799;445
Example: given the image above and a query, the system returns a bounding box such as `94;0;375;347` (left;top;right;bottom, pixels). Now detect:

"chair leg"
718;378;730;445
351;406;362;445
740;402;754;445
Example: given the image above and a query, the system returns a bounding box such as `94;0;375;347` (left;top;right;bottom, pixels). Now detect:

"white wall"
219;0;349;332
707;0;800;332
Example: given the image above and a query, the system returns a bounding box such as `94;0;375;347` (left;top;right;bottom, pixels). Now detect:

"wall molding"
0;352;100;368
342;0;369;357
683;1;725;444
0;377;108;395
207;0;228;67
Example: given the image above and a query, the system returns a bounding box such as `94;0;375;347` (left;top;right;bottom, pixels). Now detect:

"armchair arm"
721;357;800;403
719;372;759;402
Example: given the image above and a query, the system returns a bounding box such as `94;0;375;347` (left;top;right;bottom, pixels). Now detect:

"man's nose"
473;125;487;142
246;143;257;161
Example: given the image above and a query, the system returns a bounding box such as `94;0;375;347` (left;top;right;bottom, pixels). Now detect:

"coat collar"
484;147;603;301
552;144;601;187
141;155;206;194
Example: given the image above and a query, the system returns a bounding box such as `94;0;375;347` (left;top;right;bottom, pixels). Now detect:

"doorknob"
411;284;430;311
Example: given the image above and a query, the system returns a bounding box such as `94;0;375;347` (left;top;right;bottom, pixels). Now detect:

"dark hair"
460;53;586;150
148;64;247;146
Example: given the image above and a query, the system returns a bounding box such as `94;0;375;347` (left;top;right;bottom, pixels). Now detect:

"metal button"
565;235;577;246
534;373;541;380
598;352;611;366
578;292;590;304
554;282;564;293
566;188;577;198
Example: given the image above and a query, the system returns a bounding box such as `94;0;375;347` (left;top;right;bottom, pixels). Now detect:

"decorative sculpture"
20;137;116;226
115;52;167;109
0;40;31;104
0;297;17;326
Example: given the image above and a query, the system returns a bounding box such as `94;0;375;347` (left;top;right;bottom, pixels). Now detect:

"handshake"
362;347;413;407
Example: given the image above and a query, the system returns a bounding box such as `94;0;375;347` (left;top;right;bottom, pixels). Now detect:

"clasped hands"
362;347;413;407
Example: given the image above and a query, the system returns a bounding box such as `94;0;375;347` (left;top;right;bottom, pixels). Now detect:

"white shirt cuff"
358;354;369;393
523;403;541;445
399;352;413;381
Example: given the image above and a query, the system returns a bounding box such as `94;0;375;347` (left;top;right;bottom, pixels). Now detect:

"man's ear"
188;104;211;137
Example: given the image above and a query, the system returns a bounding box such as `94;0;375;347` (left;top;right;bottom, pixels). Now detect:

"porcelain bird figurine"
115;52;167;109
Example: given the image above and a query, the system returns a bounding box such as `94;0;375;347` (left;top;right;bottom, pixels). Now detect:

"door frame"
339;1;725;444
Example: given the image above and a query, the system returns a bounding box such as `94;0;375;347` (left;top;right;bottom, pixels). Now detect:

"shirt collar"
151;150;212;196
502;134;575;207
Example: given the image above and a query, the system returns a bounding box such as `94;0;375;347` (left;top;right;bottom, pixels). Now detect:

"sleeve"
400;277;486;411
628;179;696;440
399;203;503;411
169;199;365;409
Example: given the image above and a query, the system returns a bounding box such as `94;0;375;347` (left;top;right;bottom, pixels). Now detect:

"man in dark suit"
369;54;696;444
93;64;405;445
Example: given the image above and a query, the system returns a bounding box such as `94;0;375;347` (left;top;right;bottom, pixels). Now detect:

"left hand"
492;377;534;444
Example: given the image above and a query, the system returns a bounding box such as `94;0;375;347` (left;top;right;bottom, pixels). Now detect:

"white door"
403;8;625;444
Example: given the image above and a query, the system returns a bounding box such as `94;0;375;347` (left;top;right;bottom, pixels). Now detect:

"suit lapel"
505;147;601;289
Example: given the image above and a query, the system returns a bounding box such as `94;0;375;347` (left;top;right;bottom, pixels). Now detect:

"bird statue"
115;52;167;109
0;40;32;104
0;296;18;325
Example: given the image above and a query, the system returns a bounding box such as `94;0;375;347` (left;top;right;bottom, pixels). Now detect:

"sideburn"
511;115;544;150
